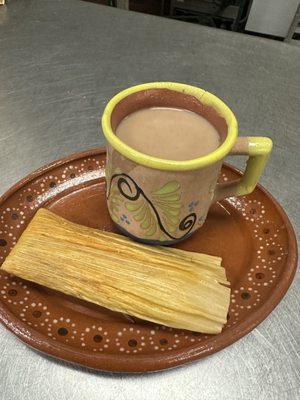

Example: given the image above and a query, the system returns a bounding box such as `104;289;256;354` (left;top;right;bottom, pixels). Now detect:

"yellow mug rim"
101;82;238;171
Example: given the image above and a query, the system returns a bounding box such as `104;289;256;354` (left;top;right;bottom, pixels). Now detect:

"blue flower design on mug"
120;214;130;225
188;200;199;213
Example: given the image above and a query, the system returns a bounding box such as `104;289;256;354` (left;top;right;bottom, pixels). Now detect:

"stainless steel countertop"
0;1;299;399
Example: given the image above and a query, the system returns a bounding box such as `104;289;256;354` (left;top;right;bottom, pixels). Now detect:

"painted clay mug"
102;82;272;245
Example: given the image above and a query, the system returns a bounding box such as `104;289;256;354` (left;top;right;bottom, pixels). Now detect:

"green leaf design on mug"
125;180;182;237
107;167;123;222
152;180;181;234
125;199;157;237
152;181;180;196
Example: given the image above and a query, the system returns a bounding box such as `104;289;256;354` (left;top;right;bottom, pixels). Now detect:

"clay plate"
0;148;297;373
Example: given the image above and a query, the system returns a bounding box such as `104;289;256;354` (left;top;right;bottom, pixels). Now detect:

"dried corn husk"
1;209;230;333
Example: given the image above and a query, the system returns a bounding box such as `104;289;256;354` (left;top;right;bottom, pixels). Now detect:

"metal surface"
0;0;299;399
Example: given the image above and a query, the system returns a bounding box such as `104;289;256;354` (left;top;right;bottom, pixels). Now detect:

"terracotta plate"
0;148;297;373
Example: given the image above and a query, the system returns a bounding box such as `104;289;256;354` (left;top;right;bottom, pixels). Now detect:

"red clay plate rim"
0;147;298;373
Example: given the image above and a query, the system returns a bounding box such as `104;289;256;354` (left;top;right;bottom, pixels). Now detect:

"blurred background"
85;0;300;42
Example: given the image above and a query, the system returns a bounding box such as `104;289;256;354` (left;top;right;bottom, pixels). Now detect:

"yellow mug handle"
213;137;273;202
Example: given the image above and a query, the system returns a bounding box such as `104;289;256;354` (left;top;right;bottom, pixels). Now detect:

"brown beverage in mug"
116;107;220;160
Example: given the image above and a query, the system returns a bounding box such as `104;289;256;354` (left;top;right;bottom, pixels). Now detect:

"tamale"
1;208;230;333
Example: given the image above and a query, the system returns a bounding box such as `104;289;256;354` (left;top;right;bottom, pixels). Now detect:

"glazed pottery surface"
102;83;272;244
0;148;297;373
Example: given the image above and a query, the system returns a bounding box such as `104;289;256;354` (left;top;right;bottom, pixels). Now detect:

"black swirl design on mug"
117;177;140;201
108;173;196;240
179;213;197;232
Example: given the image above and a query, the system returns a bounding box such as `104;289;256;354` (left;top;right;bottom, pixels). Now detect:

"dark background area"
84;0;299;40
